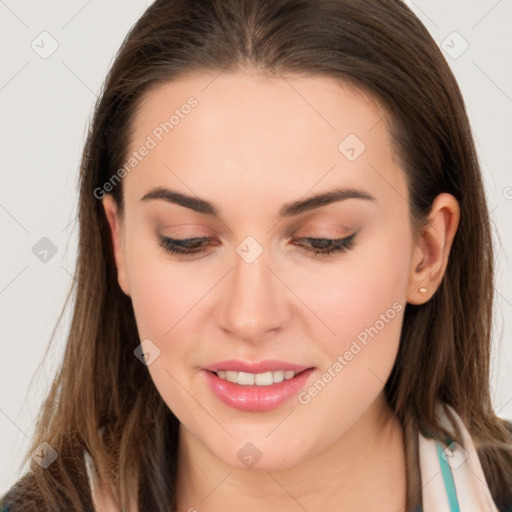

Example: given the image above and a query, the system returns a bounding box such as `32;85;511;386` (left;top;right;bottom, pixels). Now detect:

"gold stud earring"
419;287;428;294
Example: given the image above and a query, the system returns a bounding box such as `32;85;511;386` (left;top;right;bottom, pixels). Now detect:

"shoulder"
488;416;512;512
0;482;31;512
499;419;512;512
0;488;15;512
0;473;54;511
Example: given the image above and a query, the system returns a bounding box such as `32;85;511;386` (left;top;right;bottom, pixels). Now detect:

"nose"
217;242;291;343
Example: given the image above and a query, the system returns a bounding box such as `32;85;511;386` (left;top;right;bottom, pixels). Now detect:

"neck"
175;393;407;512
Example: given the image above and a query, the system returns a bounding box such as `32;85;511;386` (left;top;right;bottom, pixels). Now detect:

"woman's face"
102;70;426;471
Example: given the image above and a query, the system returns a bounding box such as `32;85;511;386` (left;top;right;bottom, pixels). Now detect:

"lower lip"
203;368;315;412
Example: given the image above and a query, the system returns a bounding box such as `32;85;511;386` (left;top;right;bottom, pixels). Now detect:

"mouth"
202;366;316;412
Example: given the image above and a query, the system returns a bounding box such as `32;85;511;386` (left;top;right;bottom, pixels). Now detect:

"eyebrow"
140;186;376;218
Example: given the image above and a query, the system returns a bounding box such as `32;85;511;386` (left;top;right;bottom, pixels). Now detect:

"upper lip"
203;359;313;374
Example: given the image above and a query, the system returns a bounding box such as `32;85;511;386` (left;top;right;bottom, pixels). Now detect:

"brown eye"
292;233;356;257
158;235;213;256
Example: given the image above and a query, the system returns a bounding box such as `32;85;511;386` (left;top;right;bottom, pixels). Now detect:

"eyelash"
157;233;356;258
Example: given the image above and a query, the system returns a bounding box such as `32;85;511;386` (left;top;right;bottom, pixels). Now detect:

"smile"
215;370;297;386
203;368;315;412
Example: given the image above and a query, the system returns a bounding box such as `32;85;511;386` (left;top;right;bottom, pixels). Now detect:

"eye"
158;235;215;257
157;233;356;259
292;233;356;258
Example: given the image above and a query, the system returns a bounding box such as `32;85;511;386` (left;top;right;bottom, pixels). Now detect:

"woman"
2;0;512;510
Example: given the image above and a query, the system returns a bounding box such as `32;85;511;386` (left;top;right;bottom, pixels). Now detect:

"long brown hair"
4;0;512;510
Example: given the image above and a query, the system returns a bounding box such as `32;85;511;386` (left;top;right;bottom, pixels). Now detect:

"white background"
1;0;511;495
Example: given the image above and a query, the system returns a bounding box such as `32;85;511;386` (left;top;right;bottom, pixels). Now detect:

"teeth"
215;370;297;386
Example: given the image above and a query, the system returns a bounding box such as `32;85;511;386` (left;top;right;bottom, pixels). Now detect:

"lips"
203;359;313;374
201;360;316;412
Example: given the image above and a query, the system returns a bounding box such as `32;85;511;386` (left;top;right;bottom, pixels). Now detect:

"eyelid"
158;232;354;245
288;220;354;236
157;223;214;237
157;231;357;261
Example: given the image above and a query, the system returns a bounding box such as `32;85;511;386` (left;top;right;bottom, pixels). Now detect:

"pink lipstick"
202;359;315;412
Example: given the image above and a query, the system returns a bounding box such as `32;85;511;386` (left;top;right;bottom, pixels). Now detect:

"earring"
419;287;428;294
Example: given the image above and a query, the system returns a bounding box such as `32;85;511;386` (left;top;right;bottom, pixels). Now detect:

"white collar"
419;402;499;511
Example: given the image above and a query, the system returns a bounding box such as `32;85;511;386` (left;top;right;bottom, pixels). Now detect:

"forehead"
123;70;406;217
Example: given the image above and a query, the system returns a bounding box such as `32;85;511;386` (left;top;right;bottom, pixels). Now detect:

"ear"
102;194;130;296
406;193;460;305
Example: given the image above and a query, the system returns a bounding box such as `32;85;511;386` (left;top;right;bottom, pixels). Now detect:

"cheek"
305;228;407;316
293;239;407;436
128;261;174;339
126;253;203;417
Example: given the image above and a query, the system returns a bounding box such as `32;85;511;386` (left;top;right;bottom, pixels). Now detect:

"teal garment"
413;435;512;512
417;438;460;511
